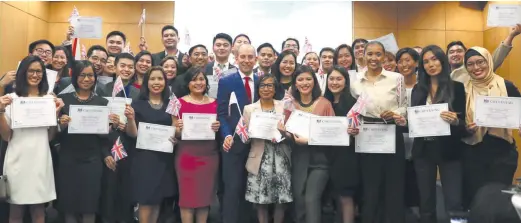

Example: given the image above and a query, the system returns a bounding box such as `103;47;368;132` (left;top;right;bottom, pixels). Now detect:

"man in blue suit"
216;44;258;223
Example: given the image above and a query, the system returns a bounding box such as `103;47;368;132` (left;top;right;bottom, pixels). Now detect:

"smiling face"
162;59;177;80
295;72;314;96
104;56;116;75
136;54;152;75
383;54;397;72
397;53;417;77
232;36;250;55
466;55;489;80
26;61;44;87
327;70;345;94
32;43;53;65
162;29;179;49
52;49;67;70
77;66;96;90
364;44;384;71
116;58;135;81
148;70;166;95
283;39;299;56
320;51;334;71
337;47;353;69
236;45;257;75
280;54;296;77
448;45;465;68
304;53;319;71
353;41;366;60
88;50;108;75
258;47;276;69
422;51;442;77
188;72;207;95
189;47;209;68
258;77;276;100
106;35;124;54
213;38;232;61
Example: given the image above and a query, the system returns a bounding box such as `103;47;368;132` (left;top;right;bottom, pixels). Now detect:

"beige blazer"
243;100;291;175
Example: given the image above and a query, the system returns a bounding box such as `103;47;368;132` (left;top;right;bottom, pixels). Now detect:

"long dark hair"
417;45;454;108
334;44;357;70
271;50;297;82
324;66;357;115
47;46;72;78
138;66;170;103
71;60;97;91
15;56;49;97
290;65;322;103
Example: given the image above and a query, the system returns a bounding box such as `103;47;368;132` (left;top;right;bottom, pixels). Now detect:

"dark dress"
57;93;109;213
130;100;175;205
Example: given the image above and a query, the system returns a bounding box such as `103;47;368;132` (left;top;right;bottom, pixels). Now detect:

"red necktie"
244;76;252;103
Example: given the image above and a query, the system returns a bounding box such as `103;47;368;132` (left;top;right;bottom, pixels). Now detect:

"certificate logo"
189;116;194;120
414;109;420;114
363;127;368;131
20;101;25;104
484;99;489;103
316;120;321;123
146;126;150;130
78;108;83;112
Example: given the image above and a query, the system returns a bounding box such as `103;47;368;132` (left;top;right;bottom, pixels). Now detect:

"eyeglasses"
466;59;487;69
259;83;275;89
27;69;43;75
79;73;95;79
34;48;52;56
285;44;298;49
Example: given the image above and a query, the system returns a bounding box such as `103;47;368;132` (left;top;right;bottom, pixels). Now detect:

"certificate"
72;17;103;39
285;110;315;138
46;69;58;93
474;96;521;129
407;103;451;138
206;75;218;98
104;97;132;123
309;116;349;146
136;122;175;153
68;105;110;134
181;113;216;140
369;33;399;54
10;97;56;128
355;124;396;154
248;112;283;141
487;4;521;27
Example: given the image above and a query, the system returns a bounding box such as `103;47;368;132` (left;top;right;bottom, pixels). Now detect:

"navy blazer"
217;72;258;139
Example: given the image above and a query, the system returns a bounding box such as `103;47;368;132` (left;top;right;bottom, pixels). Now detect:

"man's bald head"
236;44;257;75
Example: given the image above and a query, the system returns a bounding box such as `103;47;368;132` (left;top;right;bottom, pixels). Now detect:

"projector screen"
174;1;353;61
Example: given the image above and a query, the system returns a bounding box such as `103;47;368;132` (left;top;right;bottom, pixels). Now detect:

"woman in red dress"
173;67;220;223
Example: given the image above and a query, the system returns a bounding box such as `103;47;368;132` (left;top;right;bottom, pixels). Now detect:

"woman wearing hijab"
461;46;521;208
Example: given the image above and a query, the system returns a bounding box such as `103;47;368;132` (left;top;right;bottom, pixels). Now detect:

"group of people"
0;22;521;223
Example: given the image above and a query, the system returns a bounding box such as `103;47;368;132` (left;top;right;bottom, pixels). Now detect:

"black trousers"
414;141;463;223
359;132;405;223
462;134;518;209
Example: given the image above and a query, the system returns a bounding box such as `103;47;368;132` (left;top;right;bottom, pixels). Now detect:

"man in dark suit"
253;42;277;76
170;44;210;97
151;25;187;74
217;44;258;223
205;33;235;98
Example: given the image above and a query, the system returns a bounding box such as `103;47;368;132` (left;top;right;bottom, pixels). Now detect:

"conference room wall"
0;1;50;75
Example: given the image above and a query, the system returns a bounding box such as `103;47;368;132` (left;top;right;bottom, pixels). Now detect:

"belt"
424;137;436;141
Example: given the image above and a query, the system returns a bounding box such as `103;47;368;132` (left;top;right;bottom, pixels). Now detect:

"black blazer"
410;81;467;161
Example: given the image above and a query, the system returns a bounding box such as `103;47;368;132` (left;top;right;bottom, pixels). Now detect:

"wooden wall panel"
142;1;174;24
353;28;398;41
0;2;29;75
353;1;397;29
49;2;142;23
445;31;484;49
27;16;49;47
3;1;27;12
143;24;170;53
27;1;49;22
397;2;446;30
445;2;483;31
397;30;446;49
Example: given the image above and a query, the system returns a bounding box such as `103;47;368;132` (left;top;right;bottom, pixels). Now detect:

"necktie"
218;64;225;70
244;76;252;103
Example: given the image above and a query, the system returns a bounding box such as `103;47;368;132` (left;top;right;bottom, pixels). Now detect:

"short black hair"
138;66;170;102
106;31;127;43
15;56;49;96
233;34;251;45
188;44;208;56
446;41;467;53
364;41;386;54
213;33;233;45
107;53;118;59
28;39;55;55
71;60;97;91
351;38;369;49
282;38;300;51
319;47;335;57
115;53;134;65
87;45;108;58
257;43;276;54
162;25;178;36
396;47;420;63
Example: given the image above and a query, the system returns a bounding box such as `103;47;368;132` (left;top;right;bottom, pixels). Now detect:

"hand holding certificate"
407;103;451;138
104;97;132;123
309;116;349;146
487;4;521;27
355;124;396;154
136;122;176;153
248;112;283;141
285;110;315;138
11;97;57;128
71;17;103;39
181;113;216;140
474;96;521;129
68;105;110;134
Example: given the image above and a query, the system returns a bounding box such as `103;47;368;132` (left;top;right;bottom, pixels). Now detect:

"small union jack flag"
213;66;222;80
111;136;128;162
112;76;125;98
347;92;371;128
166;93;182;117
235;116;249;143
282;90;295;111
138;9;146;27
304;36;312;53
68;6;80;23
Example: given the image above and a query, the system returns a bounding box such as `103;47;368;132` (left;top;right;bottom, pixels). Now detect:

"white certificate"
285;110;315;138
369;33;399;54
487;4;521;27
407;103;451;138
46;69;58;93
104;97;132;123
181;113;216;140
97;76;113;85
248;112;283;141
72;17;103;39
207;75;218;98
474;96;521;129
355;124;396;154
136;122;175;153
10;97;56;128
309;116;350;146
68;105;110;134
